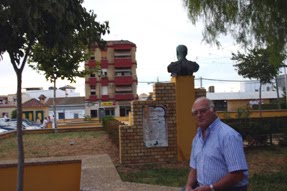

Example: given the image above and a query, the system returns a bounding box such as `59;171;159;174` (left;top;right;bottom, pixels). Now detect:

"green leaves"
232;48;283;84
184;0;287;58
19;0;110;83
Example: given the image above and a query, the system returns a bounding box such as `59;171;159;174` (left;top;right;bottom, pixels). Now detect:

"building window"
90;85;96;95
101;69;108;77
91;110;98;118
58;112;65;119
114;50;131;58
101;86;108;95
120;106;131;117
214;100;227;111
115;68;132;76
115;85;132;93
105;108;115;116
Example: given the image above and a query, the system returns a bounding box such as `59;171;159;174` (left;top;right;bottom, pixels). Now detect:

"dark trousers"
223;185;248;191
180;185;247;191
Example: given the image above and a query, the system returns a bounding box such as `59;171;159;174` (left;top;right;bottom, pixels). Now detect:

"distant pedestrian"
50;115;55;128
42;117;49;128
3;113;8;121
36;117;41;124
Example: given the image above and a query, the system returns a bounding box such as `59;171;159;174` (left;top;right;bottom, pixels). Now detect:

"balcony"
114;58;133;68
101;59;108;68
85;60;96;69
113;44;134;50
89;95;98;101
100;95;110;101
87;78;97;86
114;94;134;101
114;76;133;85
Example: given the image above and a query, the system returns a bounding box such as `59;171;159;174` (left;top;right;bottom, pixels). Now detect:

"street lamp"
284;61;287;107
97;69;103;121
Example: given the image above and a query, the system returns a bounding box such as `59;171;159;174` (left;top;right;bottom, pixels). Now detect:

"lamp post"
284;62;287;107
52;64;57;131
97;69;102;121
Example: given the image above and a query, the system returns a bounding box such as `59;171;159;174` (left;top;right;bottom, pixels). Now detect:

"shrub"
102;116;123;146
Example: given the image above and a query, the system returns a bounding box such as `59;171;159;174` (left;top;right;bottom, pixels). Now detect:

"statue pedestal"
171;76;197;161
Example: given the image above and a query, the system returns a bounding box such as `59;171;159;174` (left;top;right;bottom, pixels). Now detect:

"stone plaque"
143;105;168;147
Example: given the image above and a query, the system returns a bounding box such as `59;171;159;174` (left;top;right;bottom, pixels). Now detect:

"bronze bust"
167;45;199;76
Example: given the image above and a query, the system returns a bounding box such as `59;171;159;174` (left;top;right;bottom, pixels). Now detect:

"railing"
114;76;133;85
114;58;133;68
114;94;134;101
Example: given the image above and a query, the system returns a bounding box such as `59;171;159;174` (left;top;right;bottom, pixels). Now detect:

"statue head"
176;45;188;60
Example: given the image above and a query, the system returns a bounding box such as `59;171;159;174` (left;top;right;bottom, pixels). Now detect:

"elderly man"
183;97;248;191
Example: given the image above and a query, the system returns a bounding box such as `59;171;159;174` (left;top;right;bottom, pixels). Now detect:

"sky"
0;0;247;96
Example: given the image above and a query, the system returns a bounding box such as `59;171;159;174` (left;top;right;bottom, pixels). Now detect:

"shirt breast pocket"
206;144;222;159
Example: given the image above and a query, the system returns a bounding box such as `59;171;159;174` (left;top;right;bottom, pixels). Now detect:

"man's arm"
184;168;197;191
212;170;244;190
193;170;244;191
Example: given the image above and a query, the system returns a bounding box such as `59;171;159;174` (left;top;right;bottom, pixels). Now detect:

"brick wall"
119;83;178;165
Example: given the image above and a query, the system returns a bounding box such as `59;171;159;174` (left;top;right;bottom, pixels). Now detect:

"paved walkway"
81;154;181;191
0;154;181;191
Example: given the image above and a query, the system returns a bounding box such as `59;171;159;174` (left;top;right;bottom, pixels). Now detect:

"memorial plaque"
143;105;168;147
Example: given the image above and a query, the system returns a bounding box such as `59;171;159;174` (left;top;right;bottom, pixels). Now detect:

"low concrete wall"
0;155;121;191
0;159;81;191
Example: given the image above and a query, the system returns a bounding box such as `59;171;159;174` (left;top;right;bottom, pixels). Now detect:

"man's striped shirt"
190;118;248;187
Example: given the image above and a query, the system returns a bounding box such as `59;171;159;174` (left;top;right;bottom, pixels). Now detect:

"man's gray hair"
194;97;215;108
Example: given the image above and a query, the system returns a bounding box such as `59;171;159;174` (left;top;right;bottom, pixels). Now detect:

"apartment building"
85;40;138;118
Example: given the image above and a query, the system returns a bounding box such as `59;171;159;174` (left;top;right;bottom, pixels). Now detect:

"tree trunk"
16;70;24;191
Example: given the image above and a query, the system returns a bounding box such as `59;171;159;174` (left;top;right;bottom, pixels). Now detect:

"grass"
119;164;189;187
117;146;287;190
0;131;119;162
249;172;287;191
1;131;286;190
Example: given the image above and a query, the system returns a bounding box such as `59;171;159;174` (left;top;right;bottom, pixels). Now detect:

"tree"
232;48;284;116
183;0;287;64
0;1;108;190
29;31;107;129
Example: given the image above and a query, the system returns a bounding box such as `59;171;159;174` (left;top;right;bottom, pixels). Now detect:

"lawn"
0;131;119;163
117;146;287;191
0;131;286;190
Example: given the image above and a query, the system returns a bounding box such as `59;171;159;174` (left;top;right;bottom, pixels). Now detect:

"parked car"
0;120;16;131
9;119;43;129
1;120;41;130
0;117;10;122
0;128;8;134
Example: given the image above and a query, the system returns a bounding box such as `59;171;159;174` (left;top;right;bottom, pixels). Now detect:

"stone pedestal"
171;76;197;161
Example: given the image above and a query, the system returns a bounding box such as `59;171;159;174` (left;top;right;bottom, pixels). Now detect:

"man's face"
192;99;217;129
